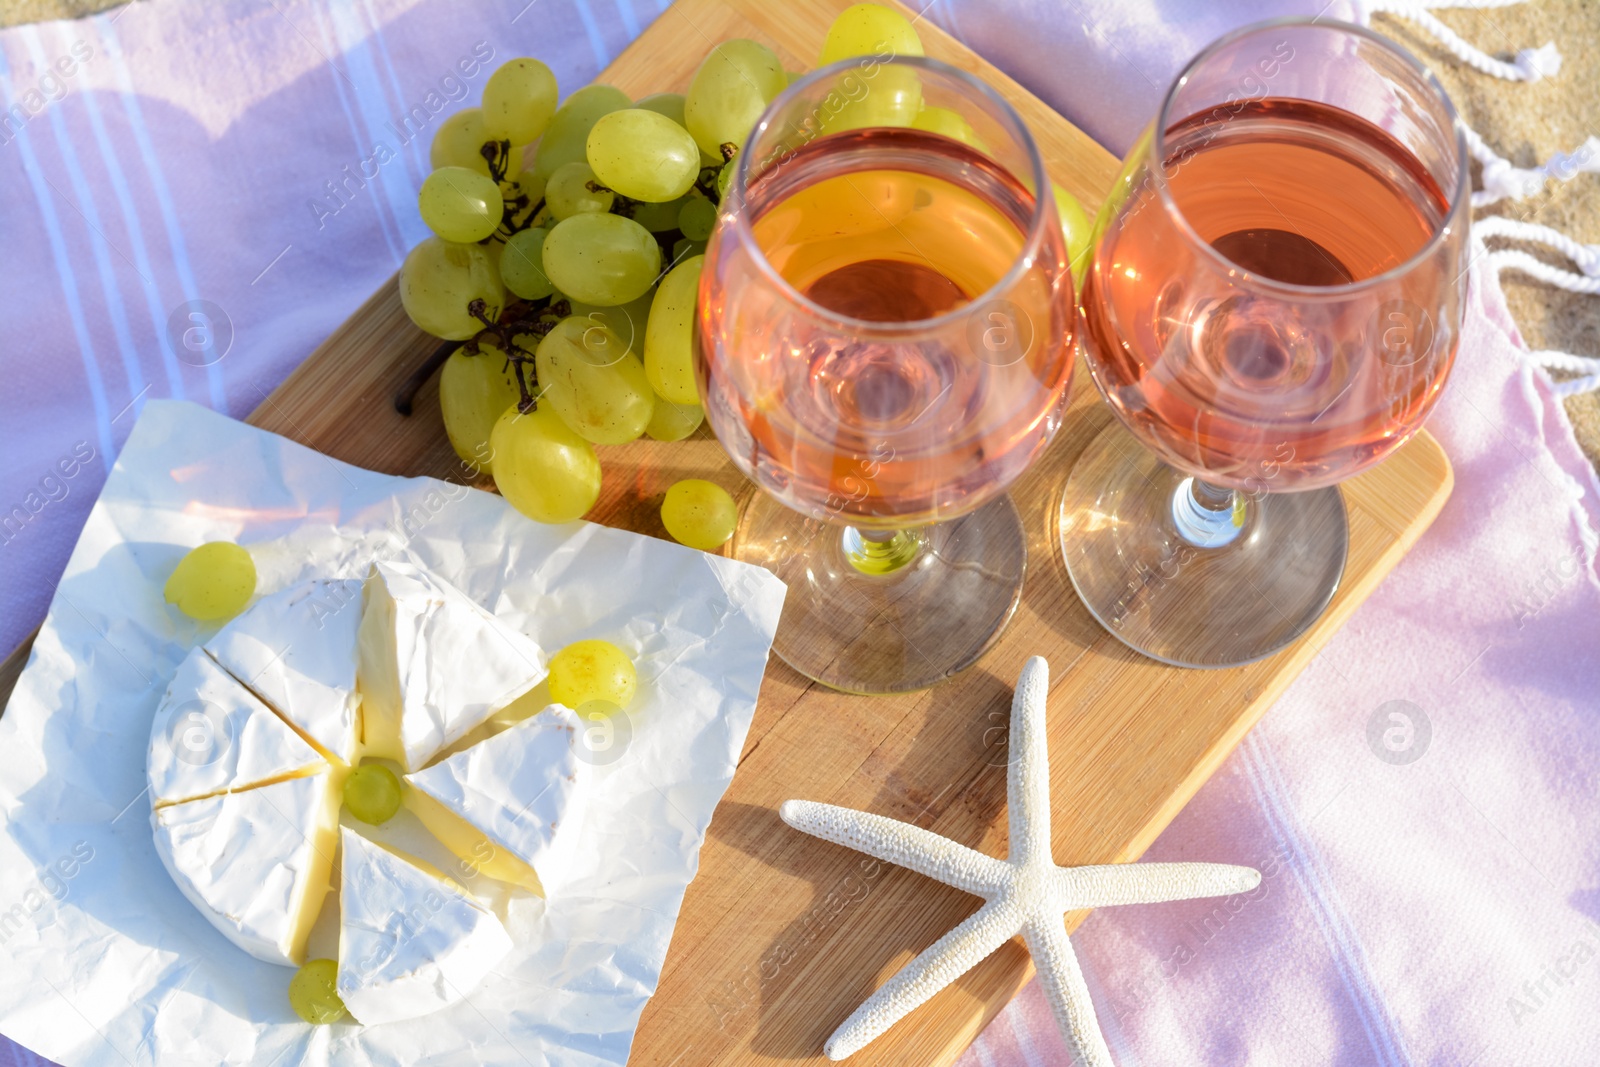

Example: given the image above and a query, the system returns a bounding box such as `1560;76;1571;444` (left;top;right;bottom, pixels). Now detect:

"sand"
1376;1;1599;468
5;0;1596;465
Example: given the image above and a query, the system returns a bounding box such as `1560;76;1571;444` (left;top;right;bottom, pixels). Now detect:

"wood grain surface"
0;1;1454;1064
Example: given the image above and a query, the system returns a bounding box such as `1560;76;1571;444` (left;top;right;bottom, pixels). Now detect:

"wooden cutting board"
0;0;1453;1063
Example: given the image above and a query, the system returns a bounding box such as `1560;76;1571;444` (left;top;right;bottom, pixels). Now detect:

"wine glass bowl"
699;71;1074;528
1085;99;1464;492
696;56;1076;693
1061;18;1469;667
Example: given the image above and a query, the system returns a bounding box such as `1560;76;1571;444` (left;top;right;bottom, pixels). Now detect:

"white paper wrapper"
0;400;785;1067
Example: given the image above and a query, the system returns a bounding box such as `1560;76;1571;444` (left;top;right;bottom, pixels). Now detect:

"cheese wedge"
336;828;513;1025
356;560;545;771
205;578;364;763
405;705;589;898
147;647;326;807
151;768;343;967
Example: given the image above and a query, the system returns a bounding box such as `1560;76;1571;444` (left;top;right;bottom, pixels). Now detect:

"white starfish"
780;656;1260;1064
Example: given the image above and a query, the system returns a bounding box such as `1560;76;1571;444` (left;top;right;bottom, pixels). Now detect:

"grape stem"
482;138;515;183
487;136;543;240
393;295;570;417
468;296;571;412
505;336;540;413
496;195;545;240
468;299;498;333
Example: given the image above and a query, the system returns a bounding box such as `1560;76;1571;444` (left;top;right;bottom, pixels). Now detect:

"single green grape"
418;166;503;244
814;4;925;134
542;213;661;306
500;227;554;301
343;764;403;825
535;316;655;445
398;237;504;340
630;193;692;233
683;39;785;158
716;157;736;199
489;405;602;524
288;959;347;1025
164;542;256;621
548;639;636;709
661;479;738;551
531;84;632;180
818;3;924;65
645;396;704;441
821;65;921;132
644;254;703;406
634;92;687;127
430;107;525;178
544;161;615;220
911;105;985;149
482;57;559;143
1052;182;1094;287
671;237;707;262
586;109;700;202
439;345;520;471
431;108;488;172
677;196;717;241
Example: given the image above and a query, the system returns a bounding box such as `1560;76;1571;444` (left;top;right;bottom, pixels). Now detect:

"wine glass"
1060;18;1469;668
697;56;1075;694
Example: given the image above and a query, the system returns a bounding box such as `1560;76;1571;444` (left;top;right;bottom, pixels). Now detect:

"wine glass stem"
843;527;924;575
1171;477;1246;549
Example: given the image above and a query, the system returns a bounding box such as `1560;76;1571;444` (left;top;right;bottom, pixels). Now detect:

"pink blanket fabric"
2;1;1596;1065
957;257;1600;1067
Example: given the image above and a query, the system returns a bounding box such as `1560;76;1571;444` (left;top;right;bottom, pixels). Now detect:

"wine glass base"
734;494;1027;695
1059;421;1347;669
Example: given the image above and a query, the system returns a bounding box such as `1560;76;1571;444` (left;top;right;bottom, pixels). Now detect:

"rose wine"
697;128;1074;526
1083;98;1458;491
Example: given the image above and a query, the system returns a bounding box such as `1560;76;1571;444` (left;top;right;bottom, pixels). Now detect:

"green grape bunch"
392;50;727;527
389;7;947;536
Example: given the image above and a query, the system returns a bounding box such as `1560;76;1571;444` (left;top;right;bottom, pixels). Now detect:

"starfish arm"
824;900;1022;1060
1008;657;1054;866
780;800;1010;895
1057;862;1262;908
1022;917;1115;1067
